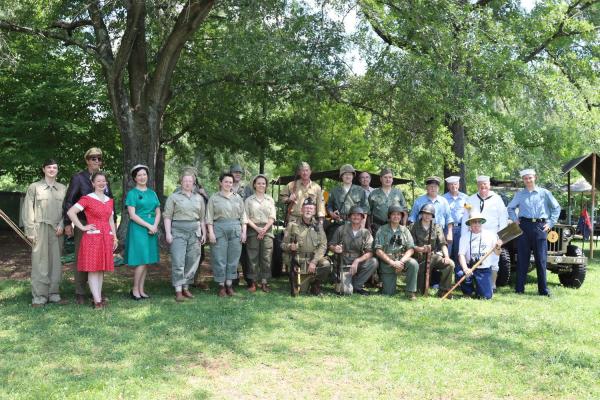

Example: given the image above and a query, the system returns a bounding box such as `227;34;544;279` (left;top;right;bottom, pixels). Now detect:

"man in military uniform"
443;176;467;267
408;176;454;242
326;164;369;239
22;159;67;307
358;171;375;197
281;198;332;295
461;175;508;290
410;204;454;297
374;205;419;299
328;205;378;295
63;147;115;305
367;167;408;235
279;161;326;224
507;169;560;297
230;163;253;199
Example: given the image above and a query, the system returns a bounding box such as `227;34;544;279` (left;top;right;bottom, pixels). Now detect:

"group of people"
21;148;561;308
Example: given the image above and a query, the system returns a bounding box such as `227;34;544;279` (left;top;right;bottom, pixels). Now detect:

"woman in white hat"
457;210;503;299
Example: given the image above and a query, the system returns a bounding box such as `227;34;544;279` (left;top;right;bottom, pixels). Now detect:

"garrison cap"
380;167;393;176
387;204;408;217
339;164;356;177
348;205;365;217
445;176;460;184
520;169;536;177
229;164;243;173
425;176;441;185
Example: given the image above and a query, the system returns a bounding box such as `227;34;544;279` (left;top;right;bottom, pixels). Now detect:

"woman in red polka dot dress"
67;171;118;309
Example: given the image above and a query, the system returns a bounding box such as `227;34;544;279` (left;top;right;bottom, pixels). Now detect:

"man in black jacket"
63;147;116;305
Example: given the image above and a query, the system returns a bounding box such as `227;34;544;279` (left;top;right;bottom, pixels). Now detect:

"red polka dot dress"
74;194;115;272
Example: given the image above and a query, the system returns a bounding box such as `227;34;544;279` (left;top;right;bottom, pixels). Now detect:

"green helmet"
419;203;436;217
387;205;407;217
348;205;365;216
229;164;243;173
339;164;356;177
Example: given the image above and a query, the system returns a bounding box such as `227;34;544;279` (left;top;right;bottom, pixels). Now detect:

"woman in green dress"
125;165;161;300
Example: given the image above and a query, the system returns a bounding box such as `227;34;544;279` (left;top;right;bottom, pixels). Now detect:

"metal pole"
567;172;572;225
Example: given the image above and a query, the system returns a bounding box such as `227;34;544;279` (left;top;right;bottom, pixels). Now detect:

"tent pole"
567;172;572;225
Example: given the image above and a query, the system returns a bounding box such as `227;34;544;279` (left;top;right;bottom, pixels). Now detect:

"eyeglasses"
88;157;103;162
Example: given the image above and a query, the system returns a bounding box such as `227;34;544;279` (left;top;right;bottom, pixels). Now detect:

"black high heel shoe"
130;290;142;301
140;293;150;299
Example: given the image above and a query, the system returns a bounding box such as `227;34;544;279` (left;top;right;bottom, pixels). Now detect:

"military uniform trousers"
211;219;243;283
73;225;87;295
246;224;274;281
456;267;492;299
515;219;549;295
343;255;378;289
295;254;331;294
379;256;418;295
448;225;462;267
31;223;64;304
417;254;454;293
170;220;202;288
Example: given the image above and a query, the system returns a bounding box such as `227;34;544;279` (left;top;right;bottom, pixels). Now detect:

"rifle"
284;174;299;225
0;208;33;248
289;233;301;296
423;224;433;296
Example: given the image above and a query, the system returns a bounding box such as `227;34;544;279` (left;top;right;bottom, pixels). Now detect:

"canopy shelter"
271;170;412;187
562;153;599;257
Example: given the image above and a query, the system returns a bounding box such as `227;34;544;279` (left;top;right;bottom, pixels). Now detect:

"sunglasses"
88;156;103;162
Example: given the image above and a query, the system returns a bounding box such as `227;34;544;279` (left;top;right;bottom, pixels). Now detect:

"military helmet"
229;164;243;173
419;203;436;217
387;205;408;217
348;205;365;217
339;164;356;177
302;197;316;207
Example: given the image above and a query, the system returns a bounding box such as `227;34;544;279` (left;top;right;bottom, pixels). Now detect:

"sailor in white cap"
507;169;560;296
443;176;467;268
461;174;508;290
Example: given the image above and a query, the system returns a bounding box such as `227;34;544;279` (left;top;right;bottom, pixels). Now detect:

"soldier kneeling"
410;204;455;298
374;205;419;300
282;198;332;296
328;205;378;296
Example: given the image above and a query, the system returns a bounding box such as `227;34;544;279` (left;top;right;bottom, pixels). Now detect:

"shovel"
442;223;523;299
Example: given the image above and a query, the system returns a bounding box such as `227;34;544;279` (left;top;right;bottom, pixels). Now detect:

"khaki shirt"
244;194;276;225
329;223;373;264
409;221;446;261
368;187;407;224
22;179;67;236
327;184;369;218
374;224;414;265
233;181;253;199
164;191;205;222
206;192;247;224
279;180;326;218
282;218;327;268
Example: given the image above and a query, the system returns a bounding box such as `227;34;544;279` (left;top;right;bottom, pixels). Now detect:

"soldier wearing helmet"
326;164;369;239
409;203;454;297
279;161;326;224
328;205;378;295
374;204;419;299
408;176;454;243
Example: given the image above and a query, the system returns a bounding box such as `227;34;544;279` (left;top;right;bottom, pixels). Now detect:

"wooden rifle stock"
423;224;433;296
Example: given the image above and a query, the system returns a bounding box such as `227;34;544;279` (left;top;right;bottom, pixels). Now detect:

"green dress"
125;187;160;266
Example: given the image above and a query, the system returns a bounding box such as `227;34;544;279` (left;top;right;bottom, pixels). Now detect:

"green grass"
1;263;600;400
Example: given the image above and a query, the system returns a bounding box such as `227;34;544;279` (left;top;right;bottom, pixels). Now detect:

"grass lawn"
1;261;600;400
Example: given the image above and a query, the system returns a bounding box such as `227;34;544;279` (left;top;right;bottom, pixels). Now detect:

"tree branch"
150;0;215;109
113;0;146;85
87;1;115;70
50;19;93;34
0;20;97;57
548;51;599;111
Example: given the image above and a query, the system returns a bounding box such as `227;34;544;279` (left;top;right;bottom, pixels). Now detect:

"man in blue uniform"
408;176;454;242
507;169;561;296
443;176;467;267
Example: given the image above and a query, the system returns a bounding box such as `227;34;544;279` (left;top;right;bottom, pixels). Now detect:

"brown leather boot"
310;280;322;296
261;283;271;293
226;285;235;296
218;286;227;297
182;289;194;298
247;283;257;293
175;291;186;302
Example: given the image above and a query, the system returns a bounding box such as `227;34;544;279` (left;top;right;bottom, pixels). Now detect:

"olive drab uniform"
409;221;454;293
326;184;369;239
329;224;378;290
368;188;407;234
373;224;419;295
279;180;326;223
282;218;331;294
22;179;67;305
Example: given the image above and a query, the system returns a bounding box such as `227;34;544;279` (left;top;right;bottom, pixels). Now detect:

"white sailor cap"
520;169;536;177
445;176;460;184
476;175;490;183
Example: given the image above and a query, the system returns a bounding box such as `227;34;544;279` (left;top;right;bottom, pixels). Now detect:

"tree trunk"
444;119;466;193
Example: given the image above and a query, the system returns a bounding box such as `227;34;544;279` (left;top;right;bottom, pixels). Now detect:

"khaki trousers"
31;223;64;304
